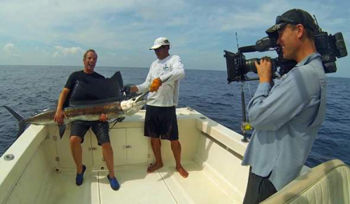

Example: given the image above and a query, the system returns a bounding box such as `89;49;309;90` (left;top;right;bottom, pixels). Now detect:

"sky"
0;0;349;77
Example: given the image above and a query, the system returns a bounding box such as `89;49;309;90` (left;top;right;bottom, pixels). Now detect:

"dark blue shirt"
64;71;105;106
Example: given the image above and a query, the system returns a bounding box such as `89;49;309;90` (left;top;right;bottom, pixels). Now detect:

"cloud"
3;43;19;57
53;46;83;57
3;43;15;52
0;0;349;77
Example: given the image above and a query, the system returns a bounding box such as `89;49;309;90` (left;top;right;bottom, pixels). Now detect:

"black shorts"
144;105;178;141
243;169;277;204
70;120;110;145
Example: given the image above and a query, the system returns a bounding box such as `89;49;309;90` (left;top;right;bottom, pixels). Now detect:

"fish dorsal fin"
69;71;125;106
111;71;124;88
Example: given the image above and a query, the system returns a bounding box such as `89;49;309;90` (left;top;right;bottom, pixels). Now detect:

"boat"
0;108;349;203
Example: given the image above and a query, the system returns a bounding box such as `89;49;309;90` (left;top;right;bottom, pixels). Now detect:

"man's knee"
171;140;180;145
101;142;112;150
171;140;181;149
150;137;161;144
70;136;82;144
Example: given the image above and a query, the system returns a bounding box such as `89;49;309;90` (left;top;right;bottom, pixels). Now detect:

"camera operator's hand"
255;57;272;83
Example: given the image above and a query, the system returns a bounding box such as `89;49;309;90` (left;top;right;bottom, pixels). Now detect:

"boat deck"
1;109;248;204
39;162;236;204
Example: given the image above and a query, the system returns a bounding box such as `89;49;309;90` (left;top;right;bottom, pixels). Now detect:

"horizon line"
0;64;226;72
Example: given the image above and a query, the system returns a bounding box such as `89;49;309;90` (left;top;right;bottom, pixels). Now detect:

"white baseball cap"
150;37;170;50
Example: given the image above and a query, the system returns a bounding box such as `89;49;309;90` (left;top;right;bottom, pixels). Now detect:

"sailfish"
3;71;146;138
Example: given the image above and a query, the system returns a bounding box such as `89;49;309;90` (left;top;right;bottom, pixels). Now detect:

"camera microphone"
238;37;277;53
238;45;257;52
255;37;277;51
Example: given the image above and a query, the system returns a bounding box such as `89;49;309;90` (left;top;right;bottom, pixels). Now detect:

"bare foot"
176;166;189;178
147;163;163;173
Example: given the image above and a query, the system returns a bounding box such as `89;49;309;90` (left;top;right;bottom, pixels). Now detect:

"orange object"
99;113;108;122
149;78;162;92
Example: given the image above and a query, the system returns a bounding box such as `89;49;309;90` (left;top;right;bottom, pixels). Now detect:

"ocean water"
0;65;349;167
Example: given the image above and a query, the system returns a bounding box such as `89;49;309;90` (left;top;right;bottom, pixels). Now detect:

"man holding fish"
54;49;120;190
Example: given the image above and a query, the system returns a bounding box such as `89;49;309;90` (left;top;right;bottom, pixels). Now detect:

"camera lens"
245;58;258;73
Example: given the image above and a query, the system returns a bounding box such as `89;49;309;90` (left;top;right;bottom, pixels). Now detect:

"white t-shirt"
137;55;185;107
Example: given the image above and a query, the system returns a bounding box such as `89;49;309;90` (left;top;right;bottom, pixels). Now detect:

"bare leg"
101;142;115;178
171;140;188;178
70;136;83;173
147;138;163;172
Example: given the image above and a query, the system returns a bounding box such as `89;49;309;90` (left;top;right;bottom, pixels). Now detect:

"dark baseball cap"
266;9;318;35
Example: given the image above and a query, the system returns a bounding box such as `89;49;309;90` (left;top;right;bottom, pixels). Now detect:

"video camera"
224;30;347;83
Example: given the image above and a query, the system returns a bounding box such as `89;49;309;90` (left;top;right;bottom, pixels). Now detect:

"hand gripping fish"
2;92;148;138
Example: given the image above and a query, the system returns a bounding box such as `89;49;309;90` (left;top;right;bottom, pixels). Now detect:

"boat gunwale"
0;125;47;204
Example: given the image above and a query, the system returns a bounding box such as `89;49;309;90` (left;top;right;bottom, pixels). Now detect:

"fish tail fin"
2;106;27;137
58;124;66;139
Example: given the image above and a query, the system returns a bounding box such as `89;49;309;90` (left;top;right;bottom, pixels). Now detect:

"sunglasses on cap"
276;15;298;25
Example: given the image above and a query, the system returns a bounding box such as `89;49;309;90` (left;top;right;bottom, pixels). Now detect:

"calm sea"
0;65;349;167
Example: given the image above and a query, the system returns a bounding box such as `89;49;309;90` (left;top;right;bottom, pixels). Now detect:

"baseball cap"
266;9;318;35
150;37;170;50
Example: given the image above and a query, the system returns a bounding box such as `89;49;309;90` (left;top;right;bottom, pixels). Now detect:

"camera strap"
296;52;321;67
309;77;326;127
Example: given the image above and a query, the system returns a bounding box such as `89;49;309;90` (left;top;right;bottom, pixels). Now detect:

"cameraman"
241;9;326;203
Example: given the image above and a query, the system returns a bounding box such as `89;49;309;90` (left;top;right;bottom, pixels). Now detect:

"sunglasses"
276;15;298;25
154;46;165;52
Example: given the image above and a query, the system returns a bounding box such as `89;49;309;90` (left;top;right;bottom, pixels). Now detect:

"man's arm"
159;55;185;83
54;88;70;124
133;68;153;93
247;68;312;131
247;58;311;131
149;56;184;92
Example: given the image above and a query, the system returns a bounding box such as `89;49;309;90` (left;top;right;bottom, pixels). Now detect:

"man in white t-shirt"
131;37;188;178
